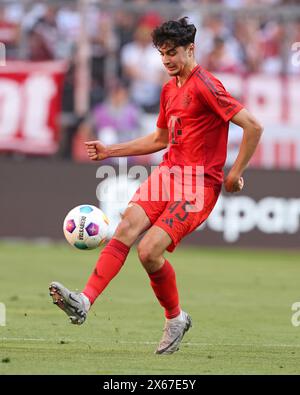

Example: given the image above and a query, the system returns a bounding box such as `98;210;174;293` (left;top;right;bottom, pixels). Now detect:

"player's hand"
224;172;244;193
84;140;109;161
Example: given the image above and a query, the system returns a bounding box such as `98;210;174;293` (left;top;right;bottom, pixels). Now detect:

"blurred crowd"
0;0;299;160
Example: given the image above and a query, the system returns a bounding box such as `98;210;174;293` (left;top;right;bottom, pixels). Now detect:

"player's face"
158;43;193;76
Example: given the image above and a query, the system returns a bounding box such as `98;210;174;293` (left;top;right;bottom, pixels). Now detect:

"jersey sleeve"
196;70;244;122
156;85;168;129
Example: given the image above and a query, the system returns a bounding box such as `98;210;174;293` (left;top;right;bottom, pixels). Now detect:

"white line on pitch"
1;337;300;349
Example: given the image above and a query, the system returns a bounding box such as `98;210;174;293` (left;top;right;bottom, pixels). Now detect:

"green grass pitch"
0;242;300;374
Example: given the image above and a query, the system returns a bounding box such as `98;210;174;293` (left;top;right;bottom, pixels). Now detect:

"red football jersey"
157;65;243;186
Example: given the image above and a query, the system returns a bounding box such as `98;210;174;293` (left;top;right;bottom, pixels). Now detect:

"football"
63;204;109;250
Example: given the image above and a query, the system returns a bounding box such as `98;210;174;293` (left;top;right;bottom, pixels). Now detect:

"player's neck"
176;61;198;88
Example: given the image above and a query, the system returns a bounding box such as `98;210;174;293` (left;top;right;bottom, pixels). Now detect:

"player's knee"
137;246;151;265
114;217;138;245
137;241;157;266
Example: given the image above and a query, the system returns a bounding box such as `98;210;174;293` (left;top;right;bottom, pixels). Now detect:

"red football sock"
148;260;181;319
82;238;130;305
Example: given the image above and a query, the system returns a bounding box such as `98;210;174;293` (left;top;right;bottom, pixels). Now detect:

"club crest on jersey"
182;91;193;108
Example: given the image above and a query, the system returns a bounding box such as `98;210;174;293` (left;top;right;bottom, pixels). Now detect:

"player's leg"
50;204;151;324
138;225;181;318
137;226;192;354
144;186;220;353
82;203;151;303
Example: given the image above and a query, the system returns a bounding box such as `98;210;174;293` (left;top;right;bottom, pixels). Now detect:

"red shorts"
130;165;221;252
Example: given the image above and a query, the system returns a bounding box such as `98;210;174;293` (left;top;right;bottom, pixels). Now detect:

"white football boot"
49;281;90;325
155;311;192;355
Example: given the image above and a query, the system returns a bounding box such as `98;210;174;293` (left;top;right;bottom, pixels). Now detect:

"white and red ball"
63;205;109;250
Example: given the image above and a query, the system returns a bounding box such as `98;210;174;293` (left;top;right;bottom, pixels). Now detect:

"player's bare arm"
84;127;168;161
225;108;263;193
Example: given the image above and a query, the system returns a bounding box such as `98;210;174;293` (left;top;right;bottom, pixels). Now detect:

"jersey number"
168;115;183;144
168;201;190;222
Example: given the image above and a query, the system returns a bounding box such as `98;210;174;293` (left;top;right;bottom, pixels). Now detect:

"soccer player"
50;17;263;355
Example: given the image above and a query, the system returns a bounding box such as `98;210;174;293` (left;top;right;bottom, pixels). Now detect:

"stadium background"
0;0;300;375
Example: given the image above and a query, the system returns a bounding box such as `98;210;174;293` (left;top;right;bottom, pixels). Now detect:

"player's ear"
188;44;194;56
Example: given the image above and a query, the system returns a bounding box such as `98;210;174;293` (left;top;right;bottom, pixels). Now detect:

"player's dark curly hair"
151;17;196;48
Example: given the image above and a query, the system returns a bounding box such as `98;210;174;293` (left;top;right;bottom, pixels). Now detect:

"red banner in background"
0;61;67;155
217;73;300;170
